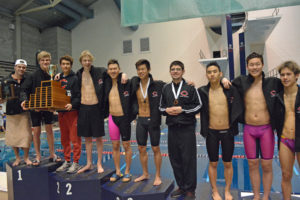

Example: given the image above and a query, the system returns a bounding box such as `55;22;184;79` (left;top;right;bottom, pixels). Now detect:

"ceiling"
0;0;99;31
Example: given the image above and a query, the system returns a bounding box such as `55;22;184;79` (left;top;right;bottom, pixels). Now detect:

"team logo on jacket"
230;96;234;103
123;91;129;97
297;106;300;114
152;91;158;97
180;90;189;97
98;78;103;85
270;90;277;97
60;79;68;89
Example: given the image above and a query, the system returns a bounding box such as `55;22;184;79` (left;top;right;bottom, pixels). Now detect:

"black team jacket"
232;72;282;130
131;74;165;127
76;65;106;114
2;72;26;115
198;83;243;137
104;72;132;120
274;85;300;152
57;70;80;112
20;68;51;102
159;79;202;126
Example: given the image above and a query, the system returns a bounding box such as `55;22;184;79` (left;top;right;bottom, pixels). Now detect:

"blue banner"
226;15;235;81
239;32;246;75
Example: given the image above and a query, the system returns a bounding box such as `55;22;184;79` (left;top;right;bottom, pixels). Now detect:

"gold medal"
174;99;178;105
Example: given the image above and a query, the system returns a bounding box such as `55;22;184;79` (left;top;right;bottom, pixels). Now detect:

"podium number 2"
17;170;22;181
66;183;72;195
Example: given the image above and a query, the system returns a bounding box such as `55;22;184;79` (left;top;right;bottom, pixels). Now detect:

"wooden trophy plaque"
24;80;70;110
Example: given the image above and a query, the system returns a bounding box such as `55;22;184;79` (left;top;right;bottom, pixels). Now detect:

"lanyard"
171;81;183;105
140;78;150;103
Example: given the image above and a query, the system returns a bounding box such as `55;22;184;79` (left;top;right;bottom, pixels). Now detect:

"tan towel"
5;112;32;148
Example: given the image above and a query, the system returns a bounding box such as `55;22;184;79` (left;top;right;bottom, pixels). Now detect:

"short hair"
37;51;51;62
107;59;119;68
277;61;300;75
59;55;73;66
206;62;221;71
135;59;150;70
79;50;94;63
170;60;184;70
246;52;264;65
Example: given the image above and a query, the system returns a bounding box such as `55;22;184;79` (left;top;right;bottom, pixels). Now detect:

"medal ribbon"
140;78;150;101
171;80;183;101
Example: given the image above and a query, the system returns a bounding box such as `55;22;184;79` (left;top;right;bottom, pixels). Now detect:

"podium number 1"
17;170;22;181
57;182;60;194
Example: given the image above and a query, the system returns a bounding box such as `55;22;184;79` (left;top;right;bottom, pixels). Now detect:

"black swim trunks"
136;117;160;146
206;129;234;162
77;104;105;137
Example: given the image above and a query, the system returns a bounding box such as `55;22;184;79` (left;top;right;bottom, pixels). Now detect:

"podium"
166;182;241;200
102;176;174;200
49;167;115;200
6;158;62;200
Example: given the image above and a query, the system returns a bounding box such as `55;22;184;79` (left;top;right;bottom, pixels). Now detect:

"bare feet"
134;174;150;182
77;164;93;174
262;195;269;200
97;162;104;173
153;176;162;186
24;158;32;166
212;191;222;200
13;158;21;166
32;157;41;166
225;191;233;200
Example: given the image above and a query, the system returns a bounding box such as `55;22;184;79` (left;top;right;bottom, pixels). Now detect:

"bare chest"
284;94;296;113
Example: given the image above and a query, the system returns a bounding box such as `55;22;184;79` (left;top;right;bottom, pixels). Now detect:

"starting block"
102;175;174;200
6;158;62;200
49;166;115;200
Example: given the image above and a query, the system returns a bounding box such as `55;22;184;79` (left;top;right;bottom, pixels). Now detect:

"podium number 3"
56;182;72;195
17;170;22;181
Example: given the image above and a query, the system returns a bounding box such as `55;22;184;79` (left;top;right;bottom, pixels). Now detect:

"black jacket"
104;73;132;120
232;72;282;130
159;79;202;126
2;73;26;115
58;70;80;112
198;83;243;137
274;86;300;152
76;65;107;113
131;74;165;127
20;68;51;102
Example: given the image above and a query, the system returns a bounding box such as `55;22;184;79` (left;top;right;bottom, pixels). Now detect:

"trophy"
24;64;70;110
48;64;57;80
0;80;16;100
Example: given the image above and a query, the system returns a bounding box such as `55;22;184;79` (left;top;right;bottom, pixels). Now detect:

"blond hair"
37;51;51;62
79;50;94;63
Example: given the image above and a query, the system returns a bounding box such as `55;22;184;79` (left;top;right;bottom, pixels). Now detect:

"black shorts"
77;104;104;138
206;129;234;162
30;111;53;127
136;117;160;146
111;115;131;141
